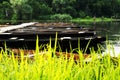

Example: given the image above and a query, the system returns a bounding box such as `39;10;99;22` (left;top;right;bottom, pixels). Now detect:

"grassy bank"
72;17;112;23
0;17;117;25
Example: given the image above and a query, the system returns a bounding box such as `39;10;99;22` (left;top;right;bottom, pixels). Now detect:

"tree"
21;4;33;20
112;0;120;18
52;0;77;17
0;0;120;22
0;1;12;20
10;0;32;20
91;1;104;17
28;0;52;20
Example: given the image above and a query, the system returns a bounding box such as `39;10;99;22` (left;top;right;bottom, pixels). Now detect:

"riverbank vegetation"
0;0;120;24
72;17;112;23
0;1;120;79
0;40;120;80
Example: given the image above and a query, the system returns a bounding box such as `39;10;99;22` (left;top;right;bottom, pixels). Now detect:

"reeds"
0;38;120;80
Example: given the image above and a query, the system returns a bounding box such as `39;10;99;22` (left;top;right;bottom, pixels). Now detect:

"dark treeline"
0;0;120;23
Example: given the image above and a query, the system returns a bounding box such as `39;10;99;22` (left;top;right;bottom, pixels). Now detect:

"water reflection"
96;22;120;40
78;21;120;56
94;21;120;56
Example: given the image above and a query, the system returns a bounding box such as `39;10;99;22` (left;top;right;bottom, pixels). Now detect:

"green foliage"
85;16;91;19
10;0;28;6
10;0;31;20
39;15;51;20
79;11;86;18
0;0;120;22
63;6;77;17
28;1;52;20
0;1;13;20
11;14;18;24
50;14;72;21
21;4;33;20
39;4;52;15
52;0;77;16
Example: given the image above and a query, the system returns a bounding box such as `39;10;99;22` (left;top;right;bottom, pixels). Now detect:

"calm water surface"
84;21;120;56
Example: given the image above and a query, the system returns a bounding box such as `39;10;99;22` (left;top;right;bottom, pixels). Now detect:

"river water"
83;21;120;57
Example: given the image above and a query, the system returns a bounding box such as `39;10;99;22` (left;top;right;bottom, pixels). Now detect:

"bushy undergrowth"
50;14;72;21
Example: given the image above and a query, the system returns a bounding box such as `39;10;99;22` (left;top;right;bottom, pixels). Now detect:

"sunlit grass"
0;38;120;80
72;17;112;24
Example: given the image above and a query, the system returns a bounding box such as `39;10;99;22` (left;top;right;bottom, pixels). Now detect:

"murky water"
83;21;120;56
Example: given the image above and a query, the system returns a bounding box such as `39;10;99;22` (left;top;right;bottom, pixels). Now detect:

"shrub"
79;11;86;18
85;16;91;19
39;15;51;20
50;14;72;21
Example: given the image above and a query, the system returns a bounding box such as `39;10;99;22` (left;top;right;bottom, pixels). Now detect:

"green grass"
0;39;120;80
72;17;112;23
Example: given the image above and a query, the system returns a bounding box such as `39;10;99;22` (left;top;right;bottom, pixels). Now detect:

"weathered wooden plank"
0;22;37;33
